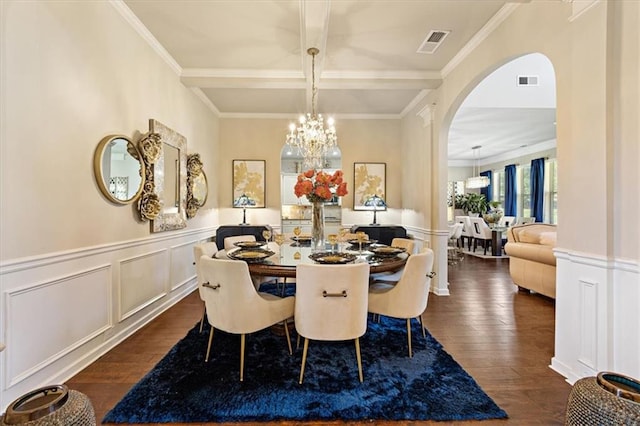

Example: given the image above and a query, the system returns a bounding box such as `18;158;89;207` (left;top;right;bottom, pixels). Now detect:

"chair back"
376;249;434;318
224;234;257;250
193;242;218;299
500;216;516;227
391;238;415;254
518;216;536;224
449;223;463;240
198;256;275;334
469;217;491;238
455;216;472;237
295;262;369;341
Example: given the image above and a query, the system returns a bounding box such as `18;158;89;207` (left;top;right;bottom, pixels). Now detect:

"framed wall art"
232;160;266;208
353;162;386;210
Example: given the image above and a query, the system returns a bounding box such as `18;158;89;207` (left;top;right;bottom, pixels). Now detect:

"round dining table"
226;242;409;279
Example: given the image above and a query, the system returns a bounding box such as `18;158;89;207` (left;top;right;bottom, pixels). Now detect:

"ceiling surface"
122;0;556;162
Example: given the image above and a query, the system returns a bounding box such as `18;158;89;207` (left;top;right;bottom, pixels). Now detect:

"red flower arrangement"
294;169;348;203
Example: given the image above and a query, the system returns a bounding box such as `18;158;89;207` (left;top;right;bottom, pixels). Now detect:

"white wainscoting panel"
119;250;168;321
578;279;598;371
5;265;111;386
170;240;198;291
0;226;214;412
552;249;639;384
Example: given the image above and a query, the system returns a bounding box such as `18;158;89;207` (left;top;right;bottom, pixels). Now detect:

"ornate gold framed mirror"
94;135;145;204
137;119;187;232
186;153;208;218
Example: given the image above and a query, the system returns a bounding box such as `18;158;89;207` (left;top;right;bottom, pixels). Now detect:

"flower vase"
311;200;325;251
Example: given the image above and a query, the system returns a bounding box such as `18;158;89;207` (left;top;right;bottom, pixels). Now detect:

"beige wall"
0;1;220;260
401;0;638;261
219;118;402;226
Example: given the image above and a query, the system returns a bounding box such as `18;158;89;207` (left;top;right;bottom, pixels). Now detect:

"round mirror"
94;135;145;204
192;171;208;206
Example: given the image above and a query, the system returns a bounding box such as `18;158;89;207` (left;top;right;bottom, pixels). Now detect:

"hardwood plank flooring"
67;255;571;425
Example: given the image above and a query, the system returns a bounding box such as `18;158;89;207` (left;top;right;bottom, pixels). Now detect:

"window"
493;170;505;207
545;159;558;224
519;164;531;218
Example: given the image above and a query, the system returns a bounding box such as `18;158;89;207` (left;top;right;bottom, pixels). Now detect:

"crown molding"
109;0;182;76
441;3;521;78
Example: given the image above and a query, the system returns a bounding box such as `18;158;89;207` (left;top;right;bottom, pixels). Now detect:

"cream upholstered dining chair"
447;223;464;264
368;249;435;358
469;217;493;255
197;256;295;381
193;242;219;333
455;216;473;250
369;237;416;285
294;262;370;384
223;234;257;250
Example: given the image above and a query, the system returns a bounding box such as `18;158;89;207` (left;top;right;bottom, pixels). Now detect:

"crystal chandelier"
466;145;490;189
286;47;337;170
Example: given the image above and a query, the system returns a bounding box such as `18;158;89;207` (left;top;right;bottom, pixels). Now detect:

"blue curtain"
530;158;545;223
480;170;492;202
505;164;517;216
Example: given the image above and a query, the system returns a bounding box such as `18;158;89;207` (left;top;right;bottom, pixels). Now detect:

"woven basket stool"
565;372;640;425
1;385;95;426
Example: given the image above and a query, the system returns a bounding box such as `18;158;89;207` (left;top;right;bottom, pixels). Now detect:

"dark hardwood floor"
67;254;571;425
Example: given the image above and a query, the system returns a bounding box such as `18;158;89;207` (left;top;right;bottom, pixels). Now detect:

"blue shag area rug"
103;283;507;423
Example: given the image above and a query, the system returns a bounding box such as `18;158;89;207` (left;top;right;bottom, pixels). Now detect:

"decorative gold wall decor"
186;153;207;218
137;119;187;231
232;160;265;208
94;135;145;205
353;162;386;210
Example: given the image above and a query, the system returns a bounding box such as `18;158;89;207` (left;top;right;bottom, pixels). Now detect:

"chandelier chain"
285;47;338;170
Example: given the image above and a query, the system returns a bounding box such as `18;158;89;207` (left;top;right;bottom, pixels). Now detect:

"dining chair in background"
368;249;435;358
294;262;370;384
368;237;416;285
223;234;257;250
193;242;218;333
469;217;493;255
455;216;473;250
198;256;295;381
499;215;516;227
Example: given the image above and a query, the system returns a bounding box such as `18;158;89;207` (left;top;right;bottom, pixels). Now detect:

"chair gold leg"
199;304;206;333
205;327;214;362
419;315;426;338
355;337;363;382
406;318;413;358
296;334;300;350
299;338;309;384
283;318;292;355
240;334;246;381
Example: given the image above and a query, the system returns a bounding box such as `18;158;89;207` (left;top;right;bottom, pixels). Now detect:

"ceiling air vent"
517;75;539;86
417;30;450;54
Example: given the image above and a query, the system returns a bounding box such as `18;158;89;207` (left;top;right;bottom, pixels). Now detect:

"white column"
417;103;450;296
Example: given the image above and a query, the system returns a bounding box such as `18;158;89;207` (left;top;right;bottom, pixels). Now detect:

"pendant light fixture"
466;145;490;189
285;47;337;170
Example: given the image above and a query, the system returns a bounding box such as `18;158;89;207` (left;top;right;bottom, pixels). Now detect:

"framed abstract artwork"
232;160;266;208
353;162;386;210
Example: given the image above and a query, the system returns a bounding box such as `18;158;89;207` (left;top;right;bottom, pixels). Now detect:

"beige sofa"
504;223;557;299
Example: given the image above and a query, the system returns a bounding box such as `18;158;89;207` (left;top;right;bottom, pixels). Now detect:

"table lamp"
364;194;386;225
233;193;255;225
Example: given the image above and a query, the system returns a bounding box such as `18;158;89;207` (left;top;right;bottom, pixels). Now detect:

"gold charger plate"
228;249;275;262
371;246;406;257
234;241;266;249
309;252;357;264
347;239;377;247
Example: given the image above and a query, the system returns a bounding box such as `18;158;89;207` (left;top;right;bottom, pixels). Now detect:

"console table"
350;225;407;246
216;225;272;249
